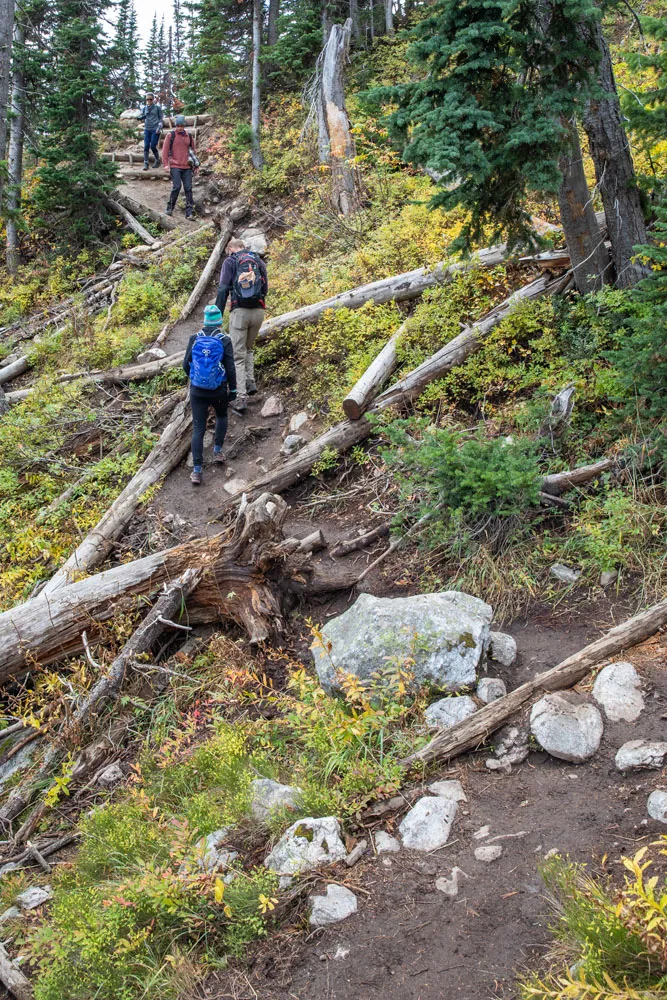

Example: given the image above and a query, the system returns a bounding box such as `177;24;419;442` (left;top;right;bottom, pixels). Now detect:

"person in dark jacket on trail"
139;93;163;170
163;114;197;219
183;304;237;486
215;238;268;415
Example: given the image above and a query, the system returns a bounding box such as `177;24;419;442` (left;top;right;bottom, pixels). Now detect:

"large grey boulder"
250;778;302;823
424;695;477;730
399;796;458;852
309;884;358;927
592;661;645;722
312;591;492;695
264;816;346;877
647;790;667;824
530;693;603;763
615;740;667;771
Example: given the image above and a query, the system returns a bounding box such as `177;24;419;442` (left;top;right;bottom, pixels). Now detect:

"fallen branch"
0;941;31;1000
401;597;667;767
0;355;29;386
103;196;159;248
113;190;177;231
541;457;614;496
330;523;390;557
342;323;404;420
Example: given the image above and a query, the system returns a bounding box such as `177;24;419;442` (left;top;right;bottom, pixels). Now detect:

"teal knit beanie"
204;304;222;326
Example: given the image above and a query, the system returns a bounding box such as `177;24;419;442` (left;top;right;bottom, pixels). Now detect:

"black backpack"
232;251;264;306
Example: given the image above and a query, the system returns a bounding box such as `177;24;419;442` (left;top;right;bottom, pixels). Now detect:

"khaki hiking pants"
229;307;264;396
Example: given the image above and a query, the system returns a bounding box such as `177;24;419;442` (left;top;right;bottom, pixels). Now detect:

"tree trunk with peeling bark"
317;18;360;215
5;18;24;275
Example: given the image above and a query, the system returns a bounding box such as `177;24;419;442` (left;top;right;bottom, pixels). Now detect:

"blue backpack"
189;330;227;390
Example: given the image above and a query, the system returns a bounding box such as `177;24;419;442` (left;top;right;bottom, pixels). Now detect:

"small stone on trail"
615;740;667;771
96;763;124;788
490;725;530;768
289;411;309;434
488;632;517;667
224;476;249;495
550;562;582;584
473;825;490;840
474;844;502;862
592;661;645;723
435;866;468;898
428;780;467;803
280;434;307;456
599;569;618;587
334;944;350;960
261;394;284;418
136;347;167;363
477;677;507;703
345;839;368;867
186;452;194;468
264;816;347;876
647;790;667;824
424;695;477;730
399;796;458;852
309;884;358;927
16;886;52;911
544;848;560;859
203;430;214;448
374;831;400;854
530;692;603;763
249;778;302;823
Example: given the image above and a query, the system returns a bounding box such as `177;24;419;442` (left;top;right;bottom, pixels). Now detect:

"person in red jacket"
162;114;197;219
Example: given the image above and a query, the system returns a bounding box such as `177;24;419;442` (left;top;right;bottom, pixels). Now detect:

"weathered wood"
401;597;667;767
0;941;31;1000
114;190;177;231
40;399;192;594
318;19;359;215
342;324;404;420
330;523;390;557
5;351;182;403
541;457;614;496
104;196;159;247
257;245;508;342
118;113;212;128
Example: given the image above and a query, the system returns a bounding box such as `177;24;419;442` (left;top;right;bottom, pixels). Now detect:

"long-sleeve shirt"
162;128;195;169
139;104;163;131
215;252;268;313
183;328;237;397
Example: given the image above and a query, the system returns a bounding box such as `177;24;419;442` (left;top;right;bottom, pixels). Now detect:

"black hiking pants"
190;388;228;468
168;167;193;212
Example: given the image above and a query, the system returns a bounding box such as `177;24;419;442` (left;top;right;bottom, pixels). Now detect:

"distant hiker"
139;92;163;170
215;238;268;415
163;114;198;219
183;304;237;486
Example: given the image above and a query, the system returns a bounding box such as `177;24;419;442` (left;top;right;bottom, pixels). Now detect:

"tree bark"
349;0;360;43
0;940;31;1000
258;245;508;342
401;597;667;767
541;457;614;495
251;0;264;169
557;118;611;293
318;18;359;215
581;20;648;288
0;0;16;185
5;16;24;275
384;0;393;35
103;196;159;247
342;322;404;419
0;353;28;385
267;0;280;45
113;190;177;231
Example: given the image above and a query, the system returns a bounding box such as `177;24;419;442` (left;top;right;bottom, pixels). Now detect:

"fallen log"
401;597;667;767
0;355;29;386
342;323;404;420
153;215;233;347
114;190;177;231
541;457;614;495
0;941;31;1000
41;398;193;595
257;245;508;343
104;196;159;247
330;523;390;557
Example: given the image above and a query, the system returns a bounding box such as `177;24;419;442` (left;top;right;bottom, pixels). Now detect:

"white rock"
399;796;458;852
193;829;238;874
374;831;400;854
136;347;167;363
250;778;302;823
16;886;52;911
530;692;603;763
224;476;249;495
239;227;268;254
435;866;468;898
550;563;582;584
309;884;358;927
424;695;478;730
280;434;307;456
473;825;490;840
264;817;346;876
96;763;124;788
203;430;214;449
261;394;284;418
477;677;507;703
599;569;618;587
474;844;502;862
647;790;667;824
488;632;517;667
0;907;21;924
428;780;467;803
592;661;645;723
312;591;492;696
615;740;667;771
289;411;309;434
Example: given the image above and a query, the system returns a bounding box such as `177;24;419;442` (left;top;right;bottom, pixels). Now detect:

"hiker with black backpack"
139;92;163;170
215;238;268;415
163;114;199;219
182;304;237;486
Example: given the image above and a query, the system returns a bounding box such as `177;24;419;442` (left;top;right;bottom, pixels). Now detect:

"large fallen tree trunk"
401;597;667;767
104;196;159;247
114;190;177;231
0;354;29;386
40;399;192;595
541;457;614;495
153;215;233;347
0;942;31;1000
215;275;560;514
342;323;404;420
257;245;508;342
0;494;358;682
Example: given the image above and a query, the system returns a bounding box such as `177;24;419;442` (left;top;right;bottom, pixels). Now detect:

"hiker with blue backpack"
182;304;237;486
215;238;268;415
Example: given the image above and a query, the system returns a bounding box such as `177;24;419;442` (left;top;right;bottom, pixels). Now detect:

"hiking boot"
185;209;194;220
152;160;161;168
165;205;173;216
231;398;247;416
247;382;258;396
142;162;150;171
212;450;225;465
190;469;202;485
